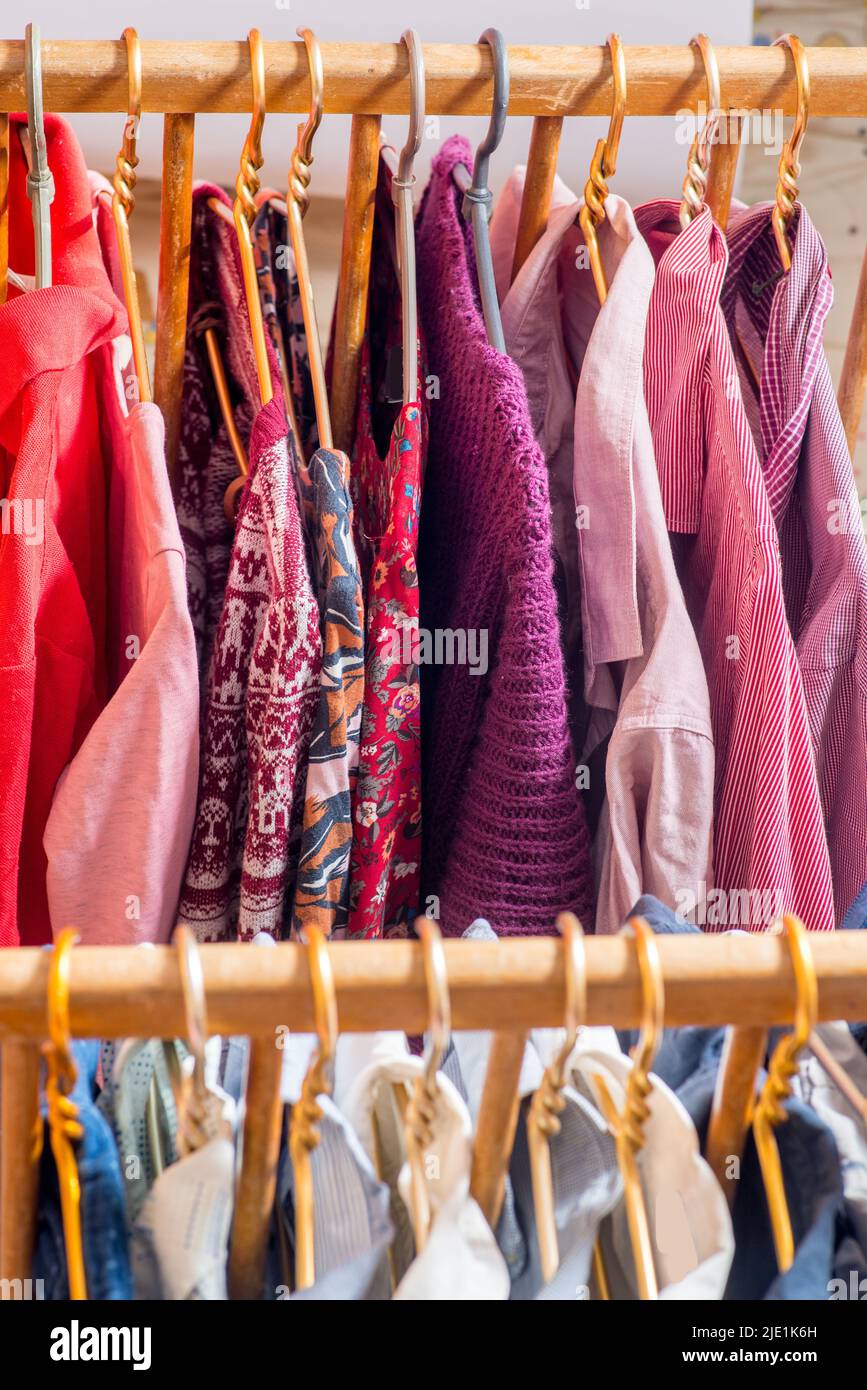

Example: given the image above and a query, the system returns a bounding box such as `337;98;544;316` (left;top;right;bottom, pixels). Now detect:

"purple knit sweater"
416;136;595;936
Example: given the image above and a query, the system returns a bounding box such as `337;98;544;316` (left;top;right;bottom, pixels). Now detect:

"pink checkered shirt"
635;200;835;932
723;202;867;924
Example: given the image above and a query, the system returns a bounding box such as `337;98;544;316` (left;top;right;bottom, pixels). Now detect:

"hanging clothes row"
1;33;866;952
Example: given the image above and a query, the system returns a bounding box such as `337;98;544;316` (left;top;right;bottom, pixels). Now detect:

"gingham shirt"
722;203;867;924
635;200;835;932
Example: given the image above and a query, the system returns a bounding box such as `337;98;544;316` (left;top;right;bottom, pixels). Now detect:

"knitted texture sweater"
175;184;263;693
415;137;596;936
179;399;322;942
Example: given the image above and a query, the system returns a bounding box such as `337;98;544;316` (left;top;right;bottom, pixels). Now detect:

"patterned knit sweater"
176;184;262;692
178;400;322;942
415;137;596;936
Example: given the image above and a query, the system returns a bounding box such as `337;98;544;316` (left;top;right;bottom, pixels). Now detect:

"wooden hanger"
452;29;509;353
837;243;867;461
41;929;87;1300
289;926;338;1291
511;116;563;285
771;34;810;273
579;34;626;307
591;916;663;1300
527;912;587;1284
108;28;151;403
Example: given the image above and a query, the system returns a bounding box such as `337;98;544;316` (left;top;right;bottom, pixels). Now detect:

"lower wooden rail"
0;933;865;1041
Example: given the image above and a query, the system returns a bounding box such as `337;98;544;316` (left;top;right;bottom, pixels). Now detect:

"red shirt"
723;203;867;924
636;201;835;932
0;115;128;945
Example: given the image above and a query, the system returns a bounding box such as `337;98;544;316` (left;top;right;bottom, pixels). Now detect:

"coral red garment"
348;394;424;938
0;115;129;946
345;157;426;939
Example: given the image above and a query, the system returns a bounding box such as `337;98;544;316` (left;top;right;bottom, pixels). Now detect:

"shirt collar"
493;172;653;666
722;201;833;521
634;200;728;534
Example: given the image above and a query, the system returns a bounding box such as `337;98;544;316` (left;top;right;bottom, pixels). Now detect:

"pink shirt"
490;171;715;932
723;202;867;924
45;400;200;944
636;200;835;932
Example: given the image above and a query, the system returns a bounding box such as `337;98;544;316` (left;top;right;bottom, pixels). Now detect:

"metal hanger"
679;35;721;230
591;915;662;1300
771;34;810;272
212;29;276;520
404;916;451;1253
289;925;338;1291
22;22;54;290
173;925;227;1156
250;184;304;454
393;30;425;408
110;28;151;402
750;915;817;1272
527;912;587;1284
285;28;332;450
452;29;509;353
578;34;626;307
233;29;273;410
41;929;87;1299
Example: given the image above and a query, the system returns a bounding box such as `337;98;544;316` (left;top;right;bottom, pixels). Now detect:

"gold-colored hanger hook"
772;33;810;271
775;914;818;1052
295;28;324;166
623;916;664;1080
120;27;142;167
415;916;451;1088
305;925;338;1068
236;28;267;230
550;912;587;1087
579;34;626;306
679;34;721;229
174;924;209;1105
290;29;324;218
600;33;626;181
47;928;80;1072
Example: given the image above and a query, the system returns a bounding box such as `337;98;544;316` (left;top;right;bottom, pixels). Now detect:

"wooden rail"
0;934;866;1041
0;42;864;116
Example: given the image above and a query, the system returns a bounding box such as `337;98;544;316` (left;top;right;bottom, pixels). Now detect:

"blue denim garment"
617;895;866;1300
34;1040;132;1300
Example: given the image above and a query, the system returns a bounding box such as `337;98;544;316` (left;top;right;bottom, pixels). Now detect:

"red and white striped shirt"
723;202;867;924
635;200;835;932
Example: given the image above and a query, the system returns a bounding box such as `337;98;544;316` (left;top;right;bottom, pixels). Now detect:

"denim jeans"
34;1040;132;1300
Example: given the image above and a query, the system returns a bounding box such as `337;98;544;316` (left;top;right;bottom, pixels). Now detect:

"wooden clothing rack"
1;38;867;1300
2;930;867;1297
0;40;866;468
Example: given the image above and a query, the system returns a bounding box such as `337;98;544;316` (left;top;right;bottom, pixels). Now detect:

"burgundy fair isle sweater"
178;399;322;942
416;137;596;937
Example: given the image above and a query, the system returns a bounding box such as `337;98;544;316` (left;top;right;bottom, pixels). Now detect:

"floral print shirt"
347;157;428;938
292;447;365;938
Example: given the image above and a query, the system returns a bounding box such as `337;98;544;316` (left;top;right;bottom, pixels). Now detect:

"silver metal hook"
24;22;54;289
395;29;425;192
465;29;509;219
392;30;424;407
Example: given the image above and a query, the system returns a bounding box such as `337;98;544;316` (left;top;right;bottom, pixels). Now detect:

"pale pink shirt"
490;170;715;932
44;398;200;944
